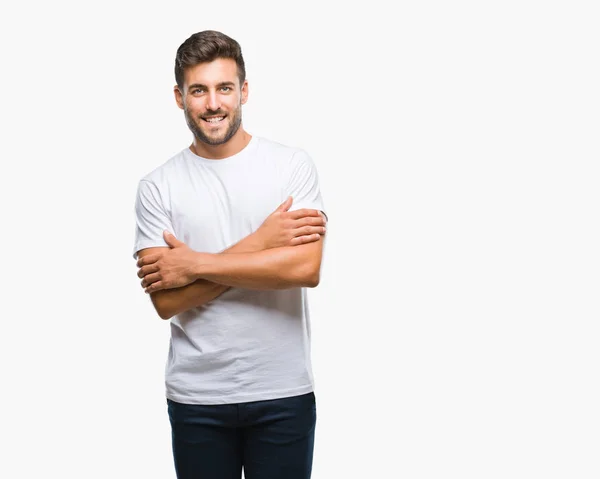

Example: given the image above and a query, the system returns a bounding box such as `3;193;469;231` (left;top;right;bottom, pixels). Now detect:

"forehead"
183;58;240;88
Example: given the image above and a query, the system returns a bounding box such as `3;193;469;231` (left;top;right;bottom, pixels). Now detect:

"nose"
206;90;221;112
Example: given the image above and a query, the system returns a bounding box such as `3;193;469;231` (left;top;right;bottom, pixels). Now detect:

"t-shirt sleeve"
132;179;173;259
285;149;327;219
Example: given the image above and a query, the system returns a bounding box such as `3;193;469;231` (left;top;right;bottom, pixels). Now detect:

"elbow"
157;308;174;320
150;294;175;320
297;263;321;288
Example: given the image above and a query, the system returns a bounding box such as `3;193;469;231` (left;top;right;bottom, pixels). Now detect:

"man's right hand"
253;196;327;249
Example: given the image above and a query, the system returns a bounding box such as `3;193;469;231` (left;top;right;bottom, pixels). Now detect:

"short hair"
174;30;246;90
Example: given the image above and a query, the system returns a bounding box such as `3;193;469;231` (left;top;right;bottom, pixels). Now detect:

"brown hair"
174;30;246;90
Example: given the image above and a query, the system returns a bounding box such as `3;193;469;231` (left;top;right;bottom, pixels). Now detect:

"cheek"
188;104;207;119
185;96;205;110
225;96;243;109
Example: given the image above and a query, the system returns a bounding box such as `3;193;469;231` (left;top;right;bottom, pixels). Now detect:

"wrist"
191;252;214;280
248;231;267;251
238;231;266;252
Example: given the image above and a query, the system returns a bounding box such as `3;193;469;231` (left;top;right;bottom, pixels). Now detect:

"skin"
138;197;326;319
137;58;326;319
174;58;251;159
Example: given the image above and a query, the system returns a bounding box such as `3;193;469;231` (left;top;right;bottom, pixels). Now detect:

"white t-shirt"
133;136;326;405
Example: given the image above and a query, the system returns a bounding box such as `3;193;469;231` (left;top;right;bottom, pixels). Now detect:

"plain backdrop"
1;1;599;478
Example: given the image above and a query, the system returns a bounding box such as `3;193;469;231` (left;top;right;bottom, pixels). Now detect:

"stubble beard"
185;104;243;146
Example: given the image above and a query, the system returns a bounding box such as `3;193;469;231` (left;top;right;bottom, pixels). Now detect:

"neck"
190;127;252;159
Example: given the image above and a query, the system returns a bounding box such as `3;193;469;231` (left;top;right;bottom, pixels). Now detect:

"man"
133;30;327;479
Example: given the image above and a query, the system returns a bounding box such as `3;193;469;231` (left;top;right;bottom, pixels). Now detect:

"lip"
202;116;226;128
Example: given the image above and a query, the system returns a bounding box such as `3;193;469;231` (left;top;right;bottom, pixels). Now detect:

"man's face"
176;58;248;146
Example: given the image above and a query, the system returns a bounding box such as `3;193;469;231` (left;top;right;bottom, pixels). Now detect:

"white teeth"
206;117;224;123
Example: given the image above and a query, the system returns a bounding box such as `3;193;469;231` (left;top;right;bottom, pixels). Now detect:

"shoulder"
138;148;189;186
255;136;313;168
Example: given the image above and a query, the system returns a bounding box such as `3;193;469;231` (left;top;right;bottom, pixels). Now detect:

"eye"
220;86;232;92
191;88;206;95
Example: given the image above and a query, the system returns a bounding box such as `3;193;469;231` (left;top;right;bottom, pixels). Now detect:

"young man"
133;30;327;479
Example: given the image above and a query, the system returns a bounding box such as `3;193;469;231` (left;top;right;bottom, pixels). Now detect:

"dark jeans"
167;392;316;479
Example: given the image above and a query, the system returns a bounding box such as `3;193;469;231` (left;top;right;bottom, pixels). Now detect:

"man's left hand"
137;231;201;293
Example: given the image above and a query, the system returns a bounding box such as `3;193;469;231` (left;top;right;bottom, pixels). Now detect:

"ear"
241;80;249;105
174;85;184;110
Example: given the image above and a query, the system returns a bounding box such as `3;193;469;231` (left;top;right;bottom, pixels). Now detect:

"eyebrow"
188;81;236;89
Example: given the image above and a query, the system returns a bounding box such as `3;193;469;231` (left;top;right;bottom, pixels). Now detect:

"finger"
294;225;326;237
164;230;184;248
288;209;321;220
145;281;164;294
137;254;160;268
141;272;162;288
276;196;293;212
137;263;159;279
295;216;326;227
290;234;321;246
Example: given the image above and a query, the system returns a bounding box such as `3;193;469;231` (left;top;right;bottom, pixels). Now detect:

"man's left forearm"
191;240;323;290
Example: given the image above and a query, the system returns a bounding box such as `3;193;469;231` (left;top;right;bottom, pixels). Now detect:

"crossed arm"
136;199;327;319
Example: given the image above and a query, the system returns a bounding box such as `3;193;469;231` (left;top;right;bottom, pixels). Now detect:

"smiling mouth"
202;116;226;124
